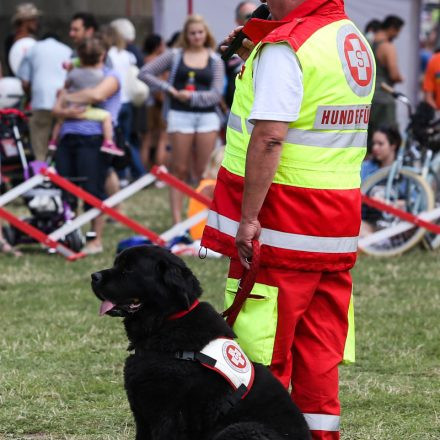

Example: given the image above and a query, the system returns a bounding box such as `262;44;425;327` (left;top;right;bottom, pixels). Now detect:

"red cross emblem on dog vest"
199;338;254;393
225;344;247;370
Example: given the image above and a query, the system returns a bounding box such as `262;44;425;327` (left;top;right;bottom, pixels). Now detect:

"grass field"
1;186;440;439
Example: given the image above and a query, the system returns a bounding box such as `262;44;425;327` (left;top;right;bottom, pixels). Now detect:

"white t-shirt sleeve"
249;42;303;124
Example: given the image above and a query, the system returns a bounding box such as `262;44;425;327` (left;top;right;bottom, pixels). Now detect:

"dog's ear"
158;260;201;310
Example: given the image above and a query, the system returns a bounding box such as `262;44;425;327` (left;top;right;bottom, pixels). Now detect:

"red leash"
222;240;261;327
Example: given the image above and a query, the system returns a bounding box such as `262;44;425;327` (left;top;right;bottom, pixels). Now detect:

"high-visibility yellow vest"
202;10;375;271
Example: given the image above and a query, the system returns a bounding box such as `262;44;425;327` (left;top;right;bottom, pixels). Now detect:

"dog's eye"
122;268;134;275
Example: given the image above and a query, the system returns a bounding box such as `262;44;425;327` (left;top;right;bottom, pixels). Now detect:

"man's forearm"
241;121;287;221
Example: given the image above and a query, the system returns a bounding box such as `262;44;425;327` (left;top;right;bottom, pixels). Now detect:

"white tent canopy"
153;0;423;128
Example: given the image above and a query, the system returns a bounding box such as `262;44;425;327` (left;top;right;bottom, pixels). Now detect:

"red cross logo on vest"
344;34;372;87
337;24;374;97
224;344;247;370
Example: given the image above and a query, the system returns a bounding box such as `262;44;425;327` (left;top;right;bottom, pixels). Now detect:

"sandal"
0;238;22;257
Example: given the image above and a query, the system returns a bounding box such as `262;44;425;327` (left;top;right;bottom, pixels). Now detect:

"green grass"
1;186;440;439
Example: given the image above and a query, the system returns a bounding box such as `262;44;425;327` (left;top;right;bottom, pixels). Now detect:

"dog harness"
135;301;255;414
167;301;255;402
175;337;255;414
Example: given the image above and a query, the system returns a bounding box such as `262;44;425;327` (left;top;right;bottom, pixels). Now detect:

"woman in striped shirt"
139;15;224;224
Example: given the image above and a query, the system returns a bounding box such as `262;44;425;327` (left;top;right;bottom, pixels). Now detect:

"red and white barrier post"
359;194;440;250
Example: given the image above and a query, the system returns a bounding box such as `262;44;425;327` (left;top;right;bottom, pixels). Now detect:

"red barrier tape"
42;168;166;246
151;165;212;207
362;194;440;235
0;206;81;258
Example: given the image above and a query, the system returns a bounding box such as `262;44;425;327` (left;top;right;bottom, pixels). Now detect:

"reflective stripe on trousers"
226;263;351;440
303;413;340;432
227;111;367;148
207;210;358;254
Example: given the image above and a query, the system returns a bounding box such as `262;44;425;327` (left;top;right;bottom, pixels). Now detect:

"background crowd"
0;1;263;255
1;1;440;254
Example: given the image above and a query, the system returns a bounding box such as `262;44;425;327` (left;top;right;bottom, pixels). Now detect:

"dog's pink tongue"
99;300;116;316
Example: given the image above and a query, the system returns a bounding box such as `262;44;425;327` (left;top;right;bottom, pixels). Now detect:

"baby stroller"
2;161;85;252
0;81;85;252
0;78;34;188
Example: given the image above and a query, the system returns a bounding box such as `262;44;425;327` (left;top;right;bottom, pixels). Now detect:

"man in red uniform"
202;0;375;438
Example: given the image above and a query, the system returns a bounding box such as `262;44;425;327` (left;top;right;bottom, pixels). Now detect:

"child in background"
187;146;224;240
48;38;124;156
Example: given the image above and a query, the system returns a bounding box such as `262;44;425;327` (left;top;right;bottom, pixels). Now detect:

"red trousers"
228;260;353;440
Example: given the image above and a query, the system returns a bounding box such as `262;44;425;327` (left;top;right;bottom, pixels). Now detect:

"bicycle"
361;83;440;256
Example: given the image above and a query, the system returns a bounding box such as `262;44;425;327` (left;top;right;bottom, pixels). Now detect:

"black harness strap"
219;383;248;415
175;350;217;367
174;350;249;415
133;348;215;366
133;348;249;416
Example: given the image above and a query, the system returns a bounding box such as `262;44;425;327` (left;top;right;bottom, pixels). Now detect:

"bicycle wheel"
422;169;440;250
361;167;435;257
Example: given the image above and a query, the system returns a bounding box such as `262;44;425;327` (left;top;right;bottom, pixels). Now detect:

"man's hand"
236;218;261;269
220;26;255;62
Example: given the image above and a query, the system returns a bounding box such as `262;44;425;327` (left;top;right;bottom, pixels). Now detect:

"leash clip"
198;246;208;259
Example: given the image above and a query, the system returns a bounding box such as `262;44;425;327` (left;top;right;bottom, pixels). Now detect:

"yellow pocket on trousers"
224;278;278;366
342;291;355;364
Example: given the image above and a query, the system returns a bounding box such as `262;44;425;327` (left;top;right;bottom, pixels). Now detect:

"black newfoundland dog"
91;245;310;440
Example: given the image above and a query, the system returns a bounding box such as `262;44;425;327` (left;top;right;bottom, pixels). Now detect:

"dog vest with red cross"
175;337;255;407
199;338;255;395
